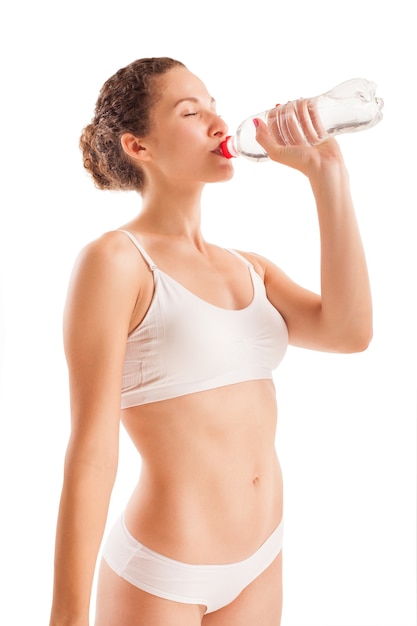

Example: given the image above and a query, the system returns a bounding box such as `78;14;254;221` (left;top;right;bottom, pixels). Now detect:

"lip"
211;145;226;156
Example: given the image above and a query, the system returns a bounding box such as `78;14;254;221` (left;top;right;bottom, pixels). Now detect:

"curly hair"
79;57;185;192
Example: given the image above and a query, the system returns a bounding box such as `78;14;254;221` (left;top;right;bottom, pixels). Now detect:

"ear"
120;133;152;162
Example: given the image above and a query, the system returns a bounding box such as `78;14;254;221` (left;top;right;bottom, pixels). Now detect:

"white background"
0;1;416;625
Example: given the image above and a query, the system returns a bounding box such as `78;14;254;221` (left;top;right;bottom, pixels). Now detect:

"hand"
254;114;344;178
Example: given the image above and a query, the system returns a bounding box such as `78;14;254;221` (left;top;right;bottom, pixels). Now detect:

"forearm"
309;157;373;351
49;458;117;626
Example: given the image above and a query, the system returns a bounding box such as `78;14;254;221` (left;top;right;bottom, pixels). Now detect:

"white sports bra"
119;230;288;408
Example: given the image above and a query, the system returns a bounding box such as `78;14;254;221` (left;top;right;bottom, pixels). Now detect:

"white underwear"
102;514;283;614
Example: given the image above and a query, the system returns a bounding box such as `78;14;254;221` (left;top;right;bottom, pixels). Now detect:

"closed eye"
184;112;222;118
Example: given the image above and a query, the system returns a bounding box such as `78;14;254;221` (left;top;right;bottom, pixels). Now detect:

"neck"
133;180;205;241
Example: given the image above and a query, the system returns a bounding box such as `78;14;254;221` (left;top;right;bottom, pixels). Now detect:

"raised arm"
49;233;144;626
253;124;373;353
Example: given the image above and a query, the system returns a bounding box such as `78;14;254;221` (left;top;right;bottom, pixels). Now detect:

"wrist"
307;151;349;191
49;604;89;626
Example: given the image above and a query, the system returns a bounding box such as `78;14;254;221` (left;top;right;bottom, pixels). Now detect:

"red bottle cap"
220;136;237;159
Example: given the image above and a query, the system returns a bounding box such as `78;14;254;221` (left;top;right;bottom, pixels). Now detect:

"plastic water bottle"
220;78;384;162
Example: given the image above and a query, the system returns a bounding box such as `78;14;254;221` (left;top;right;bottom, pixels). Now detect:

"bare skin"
49;66;372;626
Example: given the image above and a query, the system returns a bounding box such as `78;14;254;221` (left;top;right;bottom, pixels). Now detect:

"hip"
123;452;283;564
101;512;284;614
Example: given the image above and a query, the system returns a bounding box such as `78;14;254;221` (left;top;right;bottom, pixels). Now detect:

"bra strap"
118;230;158;271
226;248;254;268
119;234;252;273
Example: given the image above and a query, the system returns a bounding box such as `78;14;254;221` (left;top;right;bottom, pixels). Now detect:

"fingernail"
253;118;259;128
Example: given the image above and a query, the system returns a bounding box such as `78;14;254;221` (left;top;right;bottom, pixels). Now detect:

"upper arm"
63;232;145;468
243;251;327;352
264;260;325;350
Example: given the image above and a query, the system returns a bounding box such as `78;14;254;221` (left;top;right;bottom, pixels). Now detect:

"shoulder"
64;231;153;347
76;229;142;268
71;230;149;286
233;249;293;294
232;249;270;279
65;230;152;321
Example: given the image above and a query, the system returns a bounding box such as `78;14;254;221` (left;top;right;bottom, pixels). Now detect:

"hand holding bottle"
252;116;345;177
221;78;384;162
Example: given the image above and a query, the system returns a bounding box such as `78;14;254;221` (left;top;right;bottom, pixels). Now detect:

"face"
141;67;234;185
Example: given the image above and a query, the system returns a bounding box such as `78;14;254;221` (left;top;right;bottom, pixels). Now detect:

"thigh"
94;559;206;626
202;551;283;626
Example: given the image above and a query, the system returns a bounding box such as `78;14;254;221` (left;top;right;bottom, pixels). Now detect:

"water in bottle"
220;78;384;162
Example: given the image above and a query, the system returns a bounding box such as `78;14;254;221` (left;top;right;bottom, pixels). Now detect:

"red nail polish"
253;118;259;128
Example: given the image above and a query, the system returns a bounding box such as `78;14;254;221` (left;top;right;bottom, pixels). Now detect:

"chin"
208;166;235;184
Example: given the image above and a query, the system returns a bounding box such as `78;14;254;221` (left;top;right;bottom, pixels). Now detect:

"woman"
49;57;372;626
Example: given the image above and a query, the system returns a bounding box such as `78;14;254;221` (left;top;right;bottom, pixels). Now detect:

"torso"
123;380;282;563
117;229;285;564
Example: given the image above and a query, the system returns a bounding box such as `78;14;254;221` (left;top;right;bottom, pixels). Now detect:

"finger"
277;102;308;146
266;108;287;147
253;118;294;164
295;99;319;145
256;108;308;148
306;99;327;141
253;117;283;151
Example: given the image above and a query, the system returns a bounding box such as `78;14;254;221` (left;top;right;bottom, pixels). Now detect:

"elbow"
353;313;374;352
349;330;373;353
338;322;373;353
64;437;120;482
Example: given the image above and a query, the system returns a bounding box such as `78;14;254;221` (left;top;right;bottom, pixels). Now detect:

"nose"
210;113;228;138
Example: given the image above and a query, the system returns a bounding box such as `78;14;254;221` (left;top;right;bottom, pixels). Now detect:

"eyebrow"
174;96;216;108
